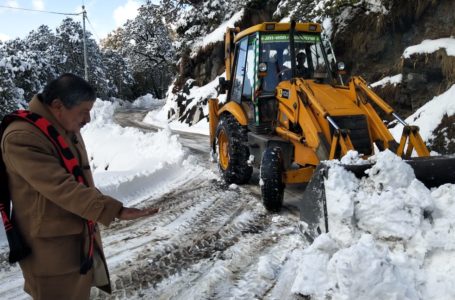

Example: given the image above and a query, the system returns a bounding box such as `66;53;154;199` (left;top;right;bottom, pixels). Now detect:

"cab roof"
233;22;322;43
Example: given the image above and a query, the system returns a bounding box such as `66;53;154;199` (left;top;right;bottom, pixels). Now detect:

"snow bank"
292;149;455;299
191;10;244;56
130;94;165;109
370;74;402;88
390;84;455;142
82;99;186;205
143;76;221;135
403;38;455;58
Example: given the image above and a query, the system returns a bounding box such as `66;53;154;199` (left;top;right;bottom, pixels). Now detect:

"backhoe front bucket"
299;155;455;239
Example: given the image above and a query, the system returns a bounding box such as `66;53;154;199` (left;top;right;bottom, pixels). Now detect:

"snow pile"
143;76;222;135
403;38;455;58
82;99;186;205
192;10;244;56
130;94;165;109
390;84;455;142
370;74;402;88
292;150;455;299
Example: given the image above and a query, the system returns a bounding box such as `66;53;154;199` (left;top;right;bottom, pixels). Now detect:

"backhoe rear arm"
351;76;430;158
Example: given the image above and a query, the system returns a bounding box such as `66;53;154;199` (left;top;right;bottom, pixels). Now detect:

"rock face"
174;1;279;91
330;0;455;153
332;0;455;115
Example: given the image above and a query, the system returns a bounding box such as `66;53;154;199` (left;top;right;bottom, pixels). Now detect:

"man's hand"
117;207;159;220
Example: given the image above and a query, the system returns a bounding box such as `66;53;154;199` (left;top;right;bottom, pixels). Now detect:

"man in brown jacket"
1;73;158;299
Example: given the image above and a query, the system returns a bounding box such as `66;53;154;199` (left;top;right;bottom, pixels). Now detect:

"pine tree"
1;37;54;103
0;43;22;118
54;18;113;98
121;3;176;98
102;49;135;99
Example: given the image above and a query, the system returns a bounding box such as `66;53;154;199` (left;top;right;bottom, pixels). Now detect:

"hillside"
167;0;455;153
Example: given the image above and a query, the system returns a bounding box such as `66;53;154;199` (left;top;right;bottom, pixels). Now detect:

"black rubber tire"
260;146;285;212
215;114;253;184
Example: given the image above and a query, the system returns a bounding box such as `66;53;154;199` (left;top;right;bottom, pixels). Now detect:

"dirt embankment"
333;0;455;115
332;0;455;153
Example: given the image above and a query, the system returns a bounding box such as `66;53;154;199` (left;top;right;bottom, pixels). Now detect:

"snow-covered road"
98;108;308;299
96;170;306;299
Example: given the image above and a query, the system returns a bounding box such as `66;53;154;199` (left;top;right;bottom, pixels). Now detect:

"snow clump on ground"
292;149;455;299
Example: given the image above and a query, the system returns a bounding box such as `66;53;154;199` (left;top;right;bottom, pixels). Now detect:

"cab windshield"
260;32;333;92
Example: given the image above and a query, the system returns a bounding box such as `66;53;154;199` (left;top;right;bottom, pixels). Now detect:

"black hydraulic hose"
289;20;297;79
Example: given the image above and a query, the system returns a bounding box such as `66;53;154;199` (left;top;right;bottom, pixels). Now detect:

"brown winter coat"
1;96;123;298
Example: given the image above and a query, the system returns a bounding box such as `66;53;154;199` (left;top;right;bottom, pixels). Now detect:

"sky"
0;0;147;42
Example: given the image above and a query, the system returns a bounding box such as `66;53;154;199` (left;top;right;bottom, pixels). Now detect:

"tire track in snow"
93;108;308;299
92;178;305;299
93;180;275;298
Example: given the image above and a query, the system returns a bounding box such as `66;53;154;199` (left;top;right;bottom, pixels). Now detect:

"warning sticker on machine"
261;34;320;43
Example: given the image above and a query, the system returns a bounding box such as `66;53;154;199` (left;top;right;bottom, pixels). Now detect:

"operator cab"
227;23;339;133
259;32;332;85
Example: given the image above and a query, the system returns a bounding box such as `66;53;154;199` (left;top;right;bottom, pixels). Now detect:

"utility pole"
82;5;88;80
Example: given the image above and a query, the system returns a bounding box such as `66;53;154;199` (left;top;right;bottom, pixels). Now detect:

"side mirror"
218;77;230;94
336;61;347;75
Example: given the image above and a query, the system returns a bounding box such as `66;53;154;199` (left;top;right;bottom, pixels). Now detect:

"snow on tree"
120;3;176;98
102;48;135;99
0;17;136;117
273;0;390;25
0;42;23;118
26;25;57;53
54;18;114;99
174;0;245;52
0;36;56;115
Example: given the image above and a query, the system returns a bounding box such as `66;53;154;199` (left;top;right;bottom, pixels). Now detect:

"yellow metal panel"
304;81;365;116
283;167;315;184
293;142;320;166
276;82;299;124
218;101;248;126
208;98;219;148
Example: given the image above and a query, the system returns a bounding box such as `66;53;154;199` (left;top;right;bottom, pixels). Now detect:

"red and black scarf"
0;110;95;274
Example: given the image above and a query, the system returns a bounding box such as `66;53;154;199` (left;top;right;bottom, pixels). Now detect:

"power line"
0;5;82;16
85;14;101;41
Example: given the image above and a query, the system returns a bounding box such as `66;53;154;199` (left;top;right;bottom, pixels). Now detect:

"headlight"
337;62;345;71
259;62;267;72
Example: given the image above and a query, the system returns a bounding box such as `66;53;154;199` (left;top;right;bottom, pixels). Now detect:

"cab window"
231;38;248;103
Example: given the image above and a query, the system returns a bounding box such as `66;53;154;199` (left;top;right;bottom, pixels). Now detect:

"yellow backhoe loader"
208;21;455;237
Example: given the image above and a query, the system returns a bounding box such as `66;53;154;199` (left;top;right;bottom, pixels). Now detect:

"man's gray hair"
38;73;96;109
